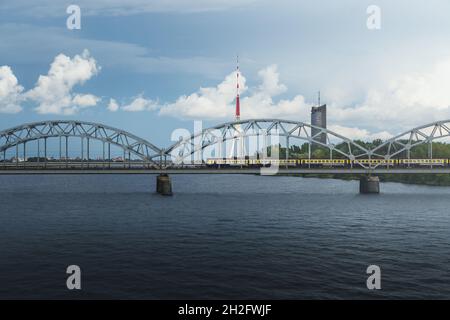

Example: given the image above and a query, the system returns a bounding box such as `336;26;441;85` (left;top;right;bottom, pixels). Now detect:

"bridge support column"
156;173;172;196
360;176;380;194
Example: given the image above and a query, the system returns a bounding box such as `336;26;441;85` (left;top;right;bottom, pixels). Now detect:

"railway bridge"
2;119;450;195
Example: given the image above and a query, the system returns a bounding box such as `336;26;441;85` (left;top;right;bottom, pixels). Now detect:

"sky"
2;0;450;147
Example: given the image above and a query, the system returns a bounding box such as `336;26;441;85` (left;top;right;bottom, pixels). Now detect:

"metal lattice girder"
6;119;450;171
165;119;370;168
0;120;162;167
370;120;450;167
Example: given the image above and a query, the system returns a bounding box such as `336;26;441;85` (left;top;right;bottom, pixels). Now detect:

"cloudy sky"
1;0;450;145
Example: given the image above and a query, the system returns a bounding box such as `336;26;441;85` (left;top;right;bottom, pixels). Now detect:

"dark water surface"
0;174;449;299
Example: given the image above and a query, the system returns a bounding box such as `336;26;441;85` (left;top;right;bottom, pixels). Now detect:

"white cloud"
108;95;159;112
72;94;100;108
240;65;309;119
122;95;159;112
25;50;100;115
329;125;392;142
108;98;119;112
330;57;450;133
158;64;310;120
159;69;246;119
0;65;24;113
257;65;287;96
111;57;450;140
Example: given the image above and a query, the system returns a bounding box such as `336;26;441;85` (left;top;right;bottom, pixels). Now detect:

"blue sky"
2;0;450;147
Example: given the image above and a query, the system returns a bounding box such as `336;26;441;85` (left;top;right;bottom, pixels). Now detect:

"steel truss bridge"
2;119;450;175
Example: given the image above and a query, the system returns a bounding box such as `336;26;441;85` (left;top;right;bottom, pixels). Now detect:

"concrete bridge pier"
360;176;380;194
156;173;172;196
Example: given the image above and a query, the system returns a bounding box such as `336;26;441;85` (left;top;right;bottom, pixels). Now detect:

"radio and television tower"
229;55;245;159
235;55;240;121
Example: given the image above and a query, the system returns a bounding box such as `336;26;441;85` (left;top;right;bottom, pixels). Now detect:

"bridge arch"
0;120;162;167
165;119;370;168
370;119;450;166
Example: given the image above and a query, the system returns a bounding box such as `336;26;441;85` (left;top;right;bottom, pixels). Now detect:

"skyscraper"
311;104;327;144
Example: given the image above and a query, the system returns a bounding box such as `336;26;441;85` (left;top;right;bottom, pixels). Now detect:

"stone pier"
156;173;172;196
359;176;380;194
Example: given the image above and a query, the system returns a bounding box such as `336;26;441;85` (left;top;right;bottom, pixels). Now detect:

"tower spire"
235;54;240;121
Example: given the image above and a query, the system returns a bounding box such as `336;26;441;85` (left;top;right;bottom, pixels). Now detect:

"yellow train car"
400;159;448;166
207;158;450;168
206;158;226;165
301;159;348;166
353;159;397;166
257;159;298;166
207;158;300;167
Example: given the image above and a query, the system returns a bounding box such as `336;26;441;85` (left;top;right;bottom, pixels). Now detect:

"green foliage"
266;139;450;160
262;138;450;186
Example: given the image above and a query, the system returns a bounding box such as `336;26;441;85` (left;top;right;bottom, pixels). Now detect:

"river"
0;174;449;299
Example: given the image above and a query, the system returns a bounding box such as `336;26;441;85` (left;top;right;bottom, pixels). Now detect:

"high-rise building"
311;104;327;144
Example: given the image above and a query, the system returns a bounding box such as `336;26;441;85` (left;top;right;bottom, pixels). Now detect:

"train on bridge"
206;158;449;168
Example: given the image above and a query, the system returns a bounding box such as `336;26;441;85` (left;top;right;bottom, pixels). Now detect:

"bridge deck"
1;168;450;174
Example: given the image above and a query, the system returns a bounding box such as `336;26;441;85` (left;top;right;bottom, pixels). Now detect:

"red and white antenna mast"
235;55;240;121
